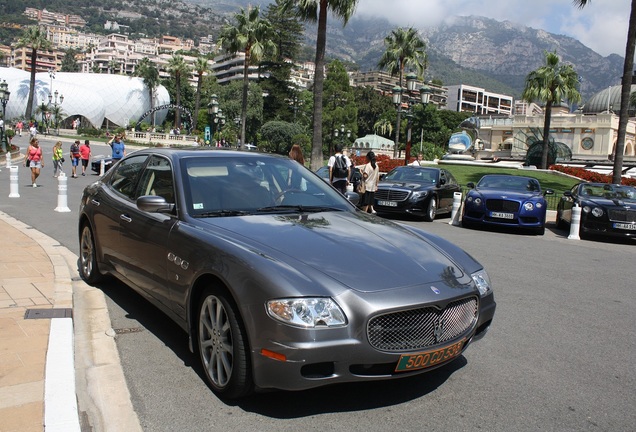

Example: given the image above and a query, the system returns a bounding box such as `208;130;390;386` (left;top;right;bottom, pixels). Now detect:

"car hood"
474;188;543;200
197;211;472;293
378;181;435;190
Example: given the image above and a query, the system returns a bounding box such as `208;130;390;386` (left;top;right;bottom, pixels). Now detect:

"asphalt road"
1;135;634;432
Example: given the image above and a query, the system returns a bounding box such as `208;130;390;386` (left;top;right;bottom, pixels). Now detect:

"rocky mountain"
6;0;622;100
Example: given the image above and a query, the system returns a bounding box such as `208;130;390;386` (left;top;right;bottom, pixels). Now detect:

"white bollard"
449;191;463;226
567;204;581;240
5;150;11;168
54;172;71;212
9;165;19;198
99;159;105;176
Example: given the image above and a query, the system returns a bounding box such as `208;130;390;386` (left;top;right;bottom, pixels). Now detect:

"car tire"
423;196;437;222
535;226;546;235
555;209;566;230
79;224;104;285
197;289;253;399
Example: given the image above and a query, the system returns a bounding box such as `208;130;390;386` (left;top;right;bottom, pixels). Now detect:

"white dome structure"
0;67;170;128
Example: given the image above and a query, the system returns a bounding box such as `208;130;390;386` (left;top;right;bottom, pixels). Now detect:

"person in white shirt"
328;144;351;194
410;153;423;166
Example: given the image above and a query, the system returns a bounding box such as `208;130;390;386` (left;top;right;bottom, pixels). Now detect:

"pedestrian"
108;134;126;161
16;120;23;136
287;144;305;189
410;154;423;166
328;143;351;194
23;137;43;187
29;123;37;139
70;139;81;178
79;139;92;176
52;141;64;177
360;151;380;214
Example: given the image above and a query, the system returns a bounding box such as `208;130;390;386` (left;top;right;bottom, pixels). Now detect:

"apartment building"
24;7;87;28
446;84;513;115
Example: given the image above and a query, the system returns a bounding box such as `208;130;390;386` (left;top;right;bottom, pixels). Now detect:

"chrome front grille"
367;297;478;352
608;209;636;223
375;189;410;201
486;199;520;212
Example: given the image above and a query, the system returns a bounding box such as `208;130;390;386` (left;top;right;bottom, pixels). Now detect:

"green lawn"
440;164;581;210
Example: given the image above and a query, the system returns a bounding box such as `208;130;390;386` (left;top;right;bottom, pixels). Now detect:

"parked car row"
330;164;635;240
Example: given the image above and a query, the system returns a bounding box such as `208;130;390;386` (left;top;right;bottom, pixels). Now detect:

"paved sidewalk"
0;211;142;432
0;214;78;431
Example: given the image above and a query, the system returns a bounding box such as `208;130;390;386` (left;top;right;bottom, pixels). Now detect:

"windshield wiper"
256;205;345;213
194;210;252;217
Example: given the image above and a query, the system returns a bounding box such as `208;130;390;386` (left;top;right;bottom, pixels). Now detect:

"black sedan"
374;166;461;221
78;148;495;399
90;155;114;173
462;174;554;235
556;182;636;239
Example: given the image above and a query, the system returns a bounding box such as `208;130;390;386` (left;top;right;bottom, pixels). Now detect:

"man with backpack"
328;144;351;194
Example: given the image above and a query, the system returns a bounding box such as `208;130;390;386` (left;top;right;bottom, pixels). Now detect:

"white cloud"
354;0;631;57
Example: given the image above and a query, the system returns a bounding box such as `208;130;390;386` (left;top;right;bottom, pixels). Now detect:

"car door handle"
91;199;100;206
120;214;132;223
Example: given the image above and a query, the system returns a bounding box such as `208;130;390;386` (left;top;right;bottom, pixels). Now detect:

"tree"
218;6;276;147
16;25;52;119
60;49;80;72
262;0;305;123
108;59;120;74
354;86;395;137
373;118;393;138
134;57;160;127
167;54;191;130
192;57;210;131
574;0;636;184
322;60;357;155
281;0;359;171
377;27;427;158
521;50;581;169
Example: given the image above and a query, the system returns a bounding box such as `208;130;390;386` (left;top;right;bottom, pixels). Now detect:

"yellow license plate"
395;339;465;372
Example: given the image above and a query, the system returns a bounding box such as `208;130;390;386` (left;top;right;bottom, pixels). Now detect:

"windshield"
182;156;354;217
383;167;438;183
580;184;636;200
478;175;541;192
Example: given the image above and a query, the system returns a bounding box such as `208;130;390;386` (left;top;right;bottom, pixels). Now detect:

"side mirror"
563;191;573;198
137;195;175;214
466;182;475;189
544;189;554;196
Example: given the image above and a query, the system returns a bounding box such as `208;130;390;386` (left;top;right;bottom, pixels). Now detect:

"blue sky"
356;0;631;58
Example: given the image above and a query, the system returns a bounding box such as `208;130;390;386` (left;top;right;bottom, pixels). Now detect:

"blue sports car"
462;174;554;235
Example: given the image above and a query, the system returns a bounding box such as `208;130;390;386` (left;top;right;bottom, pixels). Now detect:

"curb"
0;211;142;432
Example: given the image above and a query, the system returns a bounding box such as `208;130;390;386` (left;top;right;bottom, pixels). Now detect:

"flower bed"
549;165;636;186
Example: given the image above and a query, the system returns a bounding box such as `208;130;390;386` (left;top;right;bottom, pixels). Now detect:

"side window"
445;171;458;186
109;155;148;199
137;156;175;203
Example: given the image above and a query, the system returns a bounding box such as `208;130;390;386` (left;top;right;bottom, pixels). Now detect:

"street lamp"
0;80;10;153
333;124;351;148
48;89;64;135
403;73;431;165
206;94;219;145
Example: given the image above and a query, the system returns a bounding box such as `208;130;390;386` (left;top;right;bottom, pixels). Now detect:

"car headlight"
523;202;535;211
267;298;347;328
466;196;481;205
471;269;492;297
411;190;428;200
535;202;543;209
582;206;604;217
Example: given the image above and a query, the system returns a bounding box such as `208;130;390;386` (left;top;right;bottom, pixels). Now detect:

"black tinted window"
109;155;148;199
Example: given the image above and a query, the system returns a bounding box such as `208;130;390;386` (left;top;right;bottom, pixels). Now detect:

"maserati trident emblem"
434;317;445;343
430;286;441;294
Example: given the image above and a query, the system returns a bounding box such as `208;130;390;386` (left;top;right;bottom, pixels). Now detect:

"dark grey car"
78;148;496;399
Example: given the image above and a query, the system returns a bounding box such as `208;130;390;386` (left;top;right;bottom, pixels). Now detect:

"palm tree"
135;57;160;128
281;0;358;170
16;26;53;119
521;50;581;169
192;57;210;131
377;27;427;158
167;54;191;130
574;0;636;184
219;6;276;147
373;118;393;138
